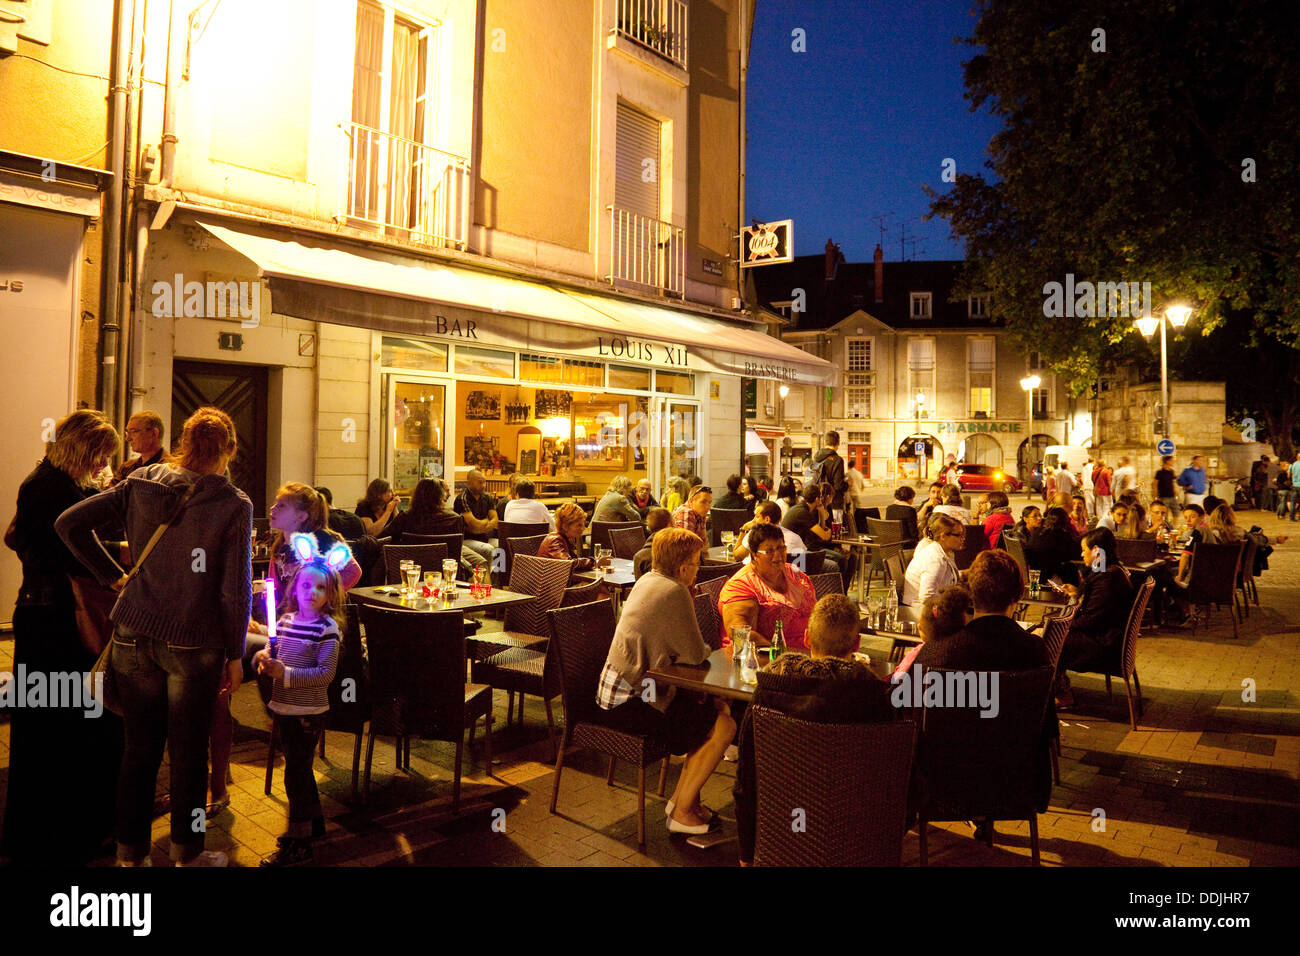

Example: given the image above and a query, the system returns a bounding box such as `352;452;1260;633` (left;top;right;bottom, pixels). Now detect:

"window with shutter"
908;338;936;416
968;337;995;416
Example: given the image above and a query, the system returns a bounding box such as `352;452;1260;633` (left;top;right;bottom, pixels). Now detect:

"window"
968;337;995;417
848;432;870;444
968;294;990;318
1031;388;1049;418
910;292;932;319
845;337;873;371
380;335;447;372
562;358;604;389
520;352;562;384
611;102;682;296
454;346;514;378
844;376;872;420
654;370;695;395
907;337;936;417
608;364;651;391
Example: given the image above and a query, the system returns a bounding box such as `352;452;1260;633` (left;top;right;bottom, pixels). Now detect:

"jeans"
463;539;494;567
1095;496;1112;520
111;625;224;863
1083;489;1095;517
278;713;326;838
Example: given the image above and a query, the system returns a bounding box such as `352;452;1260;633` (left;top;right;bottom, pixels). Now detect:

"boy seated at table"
733;593;895;865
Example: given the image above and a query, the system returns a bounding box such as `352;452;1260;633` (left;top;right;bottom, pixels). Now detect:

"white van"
1043;445;1090;472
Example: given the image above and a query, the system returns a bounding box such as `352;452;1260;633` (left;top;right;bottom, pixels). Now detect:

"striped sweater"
267;613;340;716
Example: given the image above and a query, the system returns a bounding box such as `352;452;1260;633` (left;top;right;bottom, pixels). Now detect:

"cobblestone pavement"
2;510;1296;867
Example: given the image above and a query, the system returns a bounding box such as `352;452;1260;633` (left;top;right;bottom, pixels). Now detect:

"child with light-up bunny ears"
253;533;349;867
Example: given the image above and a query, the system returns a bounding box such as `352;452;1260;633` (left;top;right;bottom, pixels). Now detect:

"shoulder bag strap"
121;483;200;586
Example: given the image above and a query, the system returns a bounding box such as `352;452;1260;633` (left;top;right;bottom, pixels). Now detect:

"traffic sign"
914;441;926;456
1156;438;1175;456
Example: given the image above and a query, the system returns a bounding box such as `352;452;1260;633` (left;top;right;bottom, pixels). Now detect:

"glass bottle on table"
740;639;759;684
770;620;786;661
886;589;899;630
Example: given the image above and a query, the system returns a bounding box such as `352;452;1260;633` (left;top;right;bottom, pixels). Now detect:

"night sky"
745;0;1001;262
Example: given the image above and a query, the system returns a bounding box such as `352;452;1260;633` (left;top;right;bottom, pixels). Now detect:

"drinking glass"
404;565;421;596
722;530;735;549
1028;569;1041;594
442;559;459;590
729;624;751;660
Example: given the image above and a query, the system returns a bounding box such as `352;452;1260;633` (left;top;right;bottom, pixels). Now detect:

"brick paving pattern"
2;511;1296;867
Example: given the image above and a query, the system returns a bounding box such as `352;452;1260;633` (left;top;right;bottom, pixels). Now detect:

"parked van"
1043;445;1090;473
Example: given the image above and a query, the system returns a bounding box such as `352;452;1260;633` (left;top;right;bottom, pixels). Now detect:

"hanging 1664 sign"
741;220;793;267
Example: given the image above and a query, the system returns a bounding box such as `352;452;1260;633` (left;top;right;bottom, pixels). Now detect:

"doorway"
172;360;269;515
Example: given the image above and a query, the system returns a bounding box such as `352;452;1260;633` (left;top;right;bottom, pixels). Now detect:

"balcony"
606;205;685;299
341;122;470;250
614;0;688;71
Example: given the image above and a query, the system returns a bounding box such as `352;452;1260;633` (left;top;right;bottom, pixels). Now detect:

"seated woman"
982;491;1015;550
892;582;972;680
1095;501;1129;535
593;475;641;523
712;474;752;516
1025;507;1080;586
596;529;736;836
718;522;817;650
885;485;921;544
1204;503;1243;544
537;502;596;582
388;477;465;541
932;483;972;524
1117;502;1146;540
1055;528;1135;709
632;507;673;578
733;593;896;865
661;476;687;516
355;478;399;538
1011;504;1042;540
902;513;963;608
773;476;800;520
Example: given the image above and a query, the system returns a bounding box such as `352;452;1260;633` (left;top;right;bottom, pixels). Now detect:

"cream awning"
196;219;833;385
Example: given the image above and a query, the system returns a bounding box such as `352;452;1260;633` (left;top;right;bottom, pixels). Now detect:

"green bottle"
770;620;786;660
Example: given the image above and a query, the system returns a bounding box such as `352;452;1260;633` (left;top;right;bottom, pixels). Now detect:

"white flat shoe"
667;815;714;835
664;800;675;818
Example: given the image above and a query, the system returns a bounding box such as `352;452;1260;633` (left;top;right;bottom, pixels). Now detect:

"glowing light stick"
264;573;278;659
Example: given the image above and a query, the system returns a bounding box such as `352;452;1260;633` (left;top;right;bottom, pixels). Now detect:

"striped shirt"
267;613;340;716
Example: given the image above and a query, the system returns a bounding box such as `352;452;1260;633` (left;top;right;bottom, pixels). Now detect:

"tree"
926;0;1300;453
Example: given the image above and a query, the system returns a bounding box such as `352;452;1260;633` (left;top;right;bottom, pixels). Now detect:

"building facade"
751;247;1090;485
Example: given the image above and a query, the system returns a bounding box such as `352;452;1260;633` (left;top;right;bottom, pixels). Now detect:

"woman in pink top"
982;491;1016;550
717;523;816;649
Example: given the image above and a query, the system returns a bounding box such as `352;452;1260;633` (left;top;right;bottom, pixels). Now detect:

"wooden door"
171;360;269;515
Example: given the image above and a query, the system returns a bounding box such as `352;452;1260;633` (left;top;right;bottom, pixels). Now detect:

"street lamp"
778;384;790;474
1135;304;1192;441
1020;374;1041;493
914;391;926;479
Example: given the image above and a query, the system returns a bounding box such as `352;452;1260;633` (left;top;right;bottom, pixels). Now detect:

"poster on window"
465;389;501;420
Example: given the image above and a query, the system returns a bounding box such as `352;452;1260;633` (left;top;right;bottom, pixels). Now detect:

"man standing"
1092;459;1112;519
454;469;499;563
111;411;166;485
1080;458;1096;517
1113;456;1137;501
1262;456;1281;513
1152;455;1179;512
846;459;869;532
810;430;849;512
1176;455;1208;508
1055;461;1076;498
1290;456;1300;520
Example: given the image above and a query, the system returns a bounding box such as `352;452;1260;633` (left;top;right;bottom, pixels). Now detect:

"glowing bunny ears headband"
290;532;352;573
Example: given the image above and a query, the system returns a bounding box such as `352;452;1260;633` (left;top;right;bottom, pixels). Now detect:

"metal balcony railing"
606;205;685;298
614;0;688;70
341;122;470;250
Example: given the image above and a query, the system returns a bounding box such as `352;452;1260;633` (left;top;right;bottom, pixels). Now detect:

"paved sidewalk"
1;510;1296;867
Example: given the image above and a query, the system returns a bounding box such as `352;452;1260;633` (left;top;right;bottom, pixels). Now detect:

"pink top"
717;563;817;649
983;511;1015;550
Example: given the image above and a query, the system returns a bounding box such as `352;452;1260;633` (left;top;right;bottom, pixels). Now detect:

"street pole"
1160;316;1168;439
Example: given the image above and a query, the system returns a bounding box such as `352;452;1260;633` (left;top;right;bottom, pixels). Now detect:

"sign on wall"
741;220;793;267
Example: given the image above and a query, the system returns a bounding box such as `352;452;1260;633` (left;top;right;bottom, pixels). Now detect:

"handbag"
83;485;199;717
70;576;119;656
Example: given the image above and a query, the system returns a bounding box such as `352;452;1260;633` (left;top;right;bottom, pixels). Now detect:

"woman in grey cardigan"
57;406;252;867
595;528;736;835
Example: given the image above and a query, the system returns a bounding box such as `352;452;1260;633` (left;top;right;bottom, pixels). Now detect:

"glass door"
383;374;447;495
651;397;700;494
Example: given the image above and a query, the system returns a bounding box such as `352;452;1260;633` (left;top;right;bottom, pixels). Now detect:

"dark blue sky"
745;0;1001;262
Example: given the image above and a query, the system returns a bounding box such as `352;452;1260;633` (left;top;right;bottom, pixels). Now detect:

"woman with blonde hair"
1205;503;1244;544
4;410;122;863
59;406;252;866
661;476;687;515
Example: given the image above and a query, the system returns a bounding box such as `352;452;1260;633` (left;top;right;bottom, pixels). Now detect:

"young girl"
252;554;344;866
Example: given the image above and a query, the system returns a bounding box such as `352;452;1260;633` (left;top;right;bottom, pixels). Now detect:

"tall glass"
404;565;421;596
1028;569;1041;595
729;623;751;661
442;559;459;595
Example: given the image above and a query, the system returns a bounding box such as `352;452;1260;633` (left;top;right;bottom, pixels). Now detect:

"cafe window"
562;358;604;389
654;370;695;395
380;335;448;372
608;364;652;391
386;378;446;494
454;345;514;378
520;352;563;384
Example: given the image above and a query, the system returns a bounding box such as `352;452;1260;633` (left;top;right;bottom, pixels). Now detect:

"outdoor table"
350;584;536;614
646;647;894;703
705;544;735;564
575;557;636;612
831;535;891;599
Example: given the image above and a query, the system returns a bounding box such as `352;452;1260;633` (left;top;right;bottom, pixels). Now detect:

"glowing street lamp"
1020;374;1041;492
1134;304;1194;440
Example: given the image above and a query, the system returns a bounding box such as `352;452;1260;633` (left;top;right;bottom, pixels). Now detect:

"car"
949;463;1023;494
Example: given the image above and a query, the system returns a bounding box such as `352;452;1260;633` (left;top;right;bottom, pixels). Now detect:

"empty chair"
952;524;989;571
382;542;448;585
789;550;825;575
590;520;642;556
809;571;845;601
546;599;669;849
502;533;547;580
496;521;551;579
608;524;647;560
865;518;906;590
694;574;729;607
1235;537;1258;618
916;666;1055;865
1039;603;1079;784
1114;537;1157;567
752;708;916;866
1001;532;1029;581
1183;542;1246;639
356;604;492;813
708;508;749;547
692;592;723;650
695;561;743;584
560;578;607;607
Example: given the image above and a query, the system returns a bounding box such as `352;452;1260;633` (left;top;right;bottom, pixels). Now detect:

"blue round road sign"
1156;438;1175;456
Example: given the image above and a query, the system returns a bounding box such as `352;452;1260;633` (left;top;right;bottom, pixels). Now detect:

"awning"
744;429;772;455
196;219;832;385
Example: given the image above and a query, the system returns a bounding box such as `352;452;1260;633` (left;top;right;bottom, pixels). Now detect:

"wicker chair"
694;574;729;608
1068;576;1155;730
590;520;642;556
916;666;1055;865
496;521;551;579
1002;532;1029;581
853;506;881;534
356;604;492;813
865;518;906;590
1235;537;1258;619
396;531;465;558
1039;602;1079;784
608;525;647;560
469;553;573;730
784;549;821;575
365;536;392;585
382;543;448;585
1184;542;1246;639
546;599;670;849
953;524;989;571
752;708;917;866
695;560;743;584
709;508;749;547
809;571;845;600
692;592;723;650
1115;537;1157;567
560;579;607;607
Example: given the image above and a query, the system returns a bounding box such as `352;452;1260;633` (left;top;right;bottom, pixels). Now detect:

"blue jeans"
111;625;224;863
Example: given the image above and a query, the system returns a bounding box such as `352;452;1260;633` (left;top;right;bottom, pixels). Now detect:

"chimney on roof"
873;244;884;303
825;238;841;280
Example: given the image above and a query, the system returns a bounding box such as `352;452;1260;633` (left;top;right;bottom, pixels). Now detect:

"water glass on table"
471;565;492;602
442;558;459;595
422;570;442;600
729;623;751;661
404;564;421;596
1028;569;1041;595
